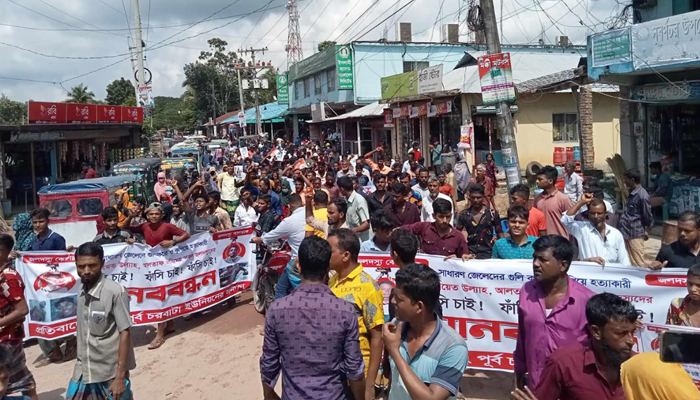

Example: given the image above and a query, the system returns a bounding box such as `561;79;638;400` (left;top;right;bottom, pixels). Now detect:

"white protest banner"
239;146;249;159
359;255;688;373
19;227;255;340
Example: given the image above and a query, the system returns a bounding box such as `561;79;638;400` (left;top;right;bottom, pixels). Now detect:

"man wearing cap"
123;202;190;350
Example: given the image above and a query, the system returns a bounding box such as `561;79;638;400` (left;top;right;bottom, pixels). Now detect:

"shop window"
314;74;322;95
77;198;104;217
327;69;336;92
304;78;311;98
295;81;302;100
552;113;578;142
46;200;72;219
403;61;429;73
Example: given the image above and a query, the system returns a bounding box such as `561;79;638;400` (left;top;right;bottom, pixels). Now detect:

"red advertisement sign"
28;101;67;124
66;104;96;124
96;105;120;123
121;106;144;124
383;109;394;128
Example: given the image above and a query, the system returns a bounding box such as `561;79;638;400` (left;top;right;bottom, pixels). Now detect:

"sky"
0;0;623;102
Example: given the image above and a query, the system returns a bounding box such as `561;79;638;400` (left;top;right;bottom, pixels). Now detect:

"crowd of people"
0;137;697;400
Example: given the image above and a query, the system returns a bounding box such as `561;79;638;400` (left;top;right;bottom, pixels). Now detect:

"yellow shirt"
305;208;328;238
328;264;384;374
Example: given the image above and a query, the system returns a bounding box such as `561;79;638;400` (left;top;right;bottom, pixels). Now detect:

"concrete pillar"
421;115;430;167
578;86;594;170
460;94;474;166
292;114;299;140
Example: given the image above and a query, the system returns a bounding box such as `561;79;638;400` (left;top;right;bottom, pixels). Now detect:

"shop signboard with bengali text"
336;45;354;90
121;106;144;124
383;109;394;128
381;64;444;101
276;75;289;105
591;28;632;68
630;81;700;102
66;104;97;124
478;53;516;105
631;9;700;70
96;105;121;123
28;101;67;124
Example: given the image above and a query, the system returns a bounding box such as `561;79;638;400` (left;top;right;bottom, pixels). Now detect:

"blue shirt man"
29;208;66;251
492;236;537;259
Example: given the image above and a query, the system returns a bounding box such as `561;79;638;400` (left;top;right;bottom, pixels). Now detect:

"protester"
421;177;453;223
620;352;700;400
120;196;146;229
219;161;245;218
364;147;392;174
255;195;279;235
207;191;232;231
514;235;594;391
407;141;422;162
10;213;34;258
411;168;431;202
471;164;496;210
383;264;469;400
649;161;673;209
93;208;136;245
170;200;190;235
171;182;219;234
0;234;38;400
651;211;700;269
260;236;365;400
322;174;340;200
337;176;371;241
360;209;393;252
455;183;503;259
366;174;391;216
666;263;700;326
429;139;444;174
509;184;547;237
562;194;630;265
619;168;652;267
563;161;583;204
492;206;536;259
437;172;453;198
257;178;283;218
526;293;637;400
304;191;328;238
327;229;384;400
402;199;470;260
154;172;169;200
233;189;258;228
252;194;306;299
68;242;135;400
385;182;421;226
534;166;572;238
124;203;190;349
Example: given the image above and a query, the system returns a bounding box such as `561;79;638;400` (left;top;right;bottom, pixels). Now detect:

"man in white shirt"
411;168;431;201
561;193;630;266
421;177;453;222
563;161;583;204
251;194;307;298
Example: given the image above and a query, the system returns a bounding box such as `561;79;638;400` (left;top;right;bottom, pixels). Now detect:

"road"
26;292;513;400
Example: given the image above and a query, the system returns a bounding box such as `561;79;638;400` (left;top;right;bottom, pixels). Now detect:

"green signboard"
380;70;418;100
336;45;354;90
591;29;631;68
276;75;289;105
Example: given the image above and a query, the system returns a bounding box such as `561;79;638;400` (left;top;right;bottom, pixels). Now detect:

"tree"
318;41;336;52
0;94;26;125
65;84;96;104
105;78;136;106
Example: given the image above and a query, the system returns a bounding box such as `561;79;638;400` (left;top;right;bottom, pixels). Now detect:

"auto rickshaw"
112;157;161;201
37;175;142;247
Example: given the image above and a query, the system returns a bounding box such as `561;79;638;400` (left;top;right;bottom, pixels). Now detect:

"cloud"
0;0;619;102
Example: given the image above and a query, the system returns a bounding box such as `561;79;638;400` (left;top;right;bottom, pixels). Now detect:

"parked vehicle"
112;158;161;201
252;228;291;314
38;175;142;247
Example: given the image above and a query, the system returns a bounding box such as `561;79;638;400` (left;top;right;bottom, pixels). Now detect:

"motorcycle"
252;227;291;314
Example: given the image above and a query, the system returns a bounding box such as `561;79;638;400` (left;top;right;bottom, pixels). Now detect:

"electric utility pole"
237;47;270;138
480;0;522;190
132;0;146;99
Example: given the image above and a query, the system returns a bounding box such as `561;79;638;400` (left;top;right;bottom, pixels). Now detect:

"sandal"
148;337;166;350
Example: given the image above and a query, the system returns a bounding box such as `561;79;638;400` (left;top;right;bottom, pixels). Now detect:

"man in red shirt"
401;198;471;261
534;166;572;238
513;293;637;400
0;234;38;400
407;141;422;162
510;184;547;237
80;162;98;179
124;203;190;349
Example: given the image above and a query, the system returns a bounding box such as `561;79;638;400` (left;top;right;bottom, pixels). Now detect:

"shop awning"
219;102;288;125
323;102;387;122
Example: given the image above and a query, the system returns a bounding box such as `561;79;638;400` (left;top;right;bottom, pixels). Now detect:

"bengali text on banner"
18;226;256;340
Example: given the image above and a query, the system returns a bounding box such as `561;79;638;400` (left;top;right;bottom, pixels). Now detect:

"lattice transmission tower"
285;1;304;67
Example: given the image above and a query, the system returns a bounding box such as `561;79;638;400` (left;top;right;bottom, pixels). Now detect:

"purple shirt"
260;283;365;400
513;276;594;388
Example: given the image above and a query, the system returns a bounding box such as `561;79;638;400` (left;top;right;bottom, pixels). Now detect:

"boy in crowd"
492;206;537;259
93;208;136;245
360;209;393;253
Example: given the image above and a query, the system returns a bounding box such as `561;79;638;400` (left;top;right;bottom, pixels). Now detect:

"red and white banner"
18;227;255;340
27;101;143;125
360;255;688;373
28;101;67;124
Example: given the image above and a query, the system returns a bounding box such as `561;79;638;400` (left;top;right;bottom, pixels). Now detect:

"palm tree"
65;84;96;104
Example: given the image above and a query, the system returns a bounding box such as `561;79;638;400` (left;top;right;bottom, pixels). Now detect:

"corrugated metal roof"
442;52;583;94
323;102;387;122
219;102;288;124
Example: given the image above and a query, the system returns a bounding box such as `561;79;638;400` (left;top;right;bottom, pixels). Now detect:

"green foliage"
318;41;336;52
149;96;197;133
65;83;96;104
0;94;26;125
105;78;136;106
